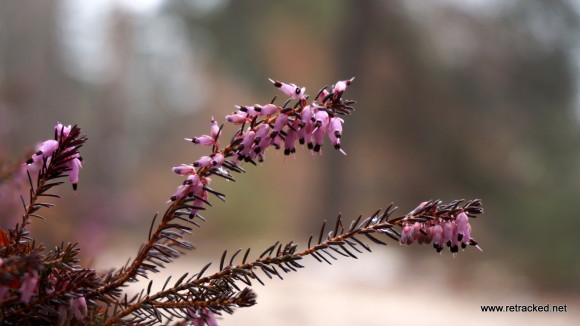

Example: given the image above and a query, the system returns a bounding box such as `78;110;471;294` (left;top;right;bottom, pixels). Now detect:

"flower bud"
55;123;72;139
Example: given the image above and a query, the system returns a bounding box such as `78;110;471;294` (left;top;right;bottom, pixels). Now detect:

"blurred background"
1;0;579;325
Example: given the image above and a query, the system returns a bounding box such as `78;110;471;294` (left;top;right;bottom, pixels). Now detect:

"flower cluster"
26;123;83;190
398;200;483;255
169;78;356;208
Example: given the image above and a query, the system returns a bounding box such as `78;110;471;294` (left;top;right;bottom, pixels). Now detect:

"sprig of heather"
100;200;483;325
0;124;96;325
91;78;358;303
3;123;86;256
1;78;486;325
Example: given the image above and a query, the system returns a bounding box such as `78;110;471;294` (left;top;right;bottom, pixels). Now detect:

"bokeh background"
1;0;579;325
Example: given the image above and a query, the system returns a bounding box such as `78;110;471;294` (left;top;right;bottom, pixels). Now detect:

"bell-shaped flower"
27;139;59;164
66;156;83;190
71;296;88;322
268;78;306;100
185;135;215;146
194;155;213;168
211;153;225;167
18;271;38;304
258;103;279;116
226;113;250;125
332;77;355;100
253;124;271;145
431;224;444;253
172;164;196;175
210;117;220;139
55;122;72;139
456;212;470;242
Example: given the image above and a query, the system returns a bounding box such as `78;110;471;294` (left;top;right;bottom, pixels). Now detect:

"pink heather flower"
188;308;219;326
417;225;433;245
258;103;279;116
328;117;345;154
442;222;455;246
400;225;413;245
211;153;225;167
170;175;196;201
431;224;444;253
210;117;220;139
235;105;260;117
18;271;38;304
409;222;422;239
55;122;72;139
316;89;330;102
169;174;210;204
186;135;215;146
272;113;289;136
253;123;271;145
170;184;190;202
226;113;250;125
57;303;69;326
71;296;88;322
311;110;330;152
328;117;344;139
194;155;213;168
255;135;272;157
32;140;59;164
456;212;470;243
268;78;306;100
173;164;196;176
299;105;314;128
312;110;330;131
312;126;326;153
332;77;355;99
271;133;282;150
66;155;83;190
193;176;208;199
235;130;256;162
284;120;299;156
442;221;459;253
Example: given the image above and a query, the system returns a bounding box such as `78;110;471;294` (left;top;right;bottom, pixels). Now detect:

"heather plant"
0;77;484;325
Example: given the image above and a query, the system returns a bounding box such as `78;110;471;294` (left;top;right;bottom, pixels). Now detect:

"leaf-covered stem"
5;125;86;256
